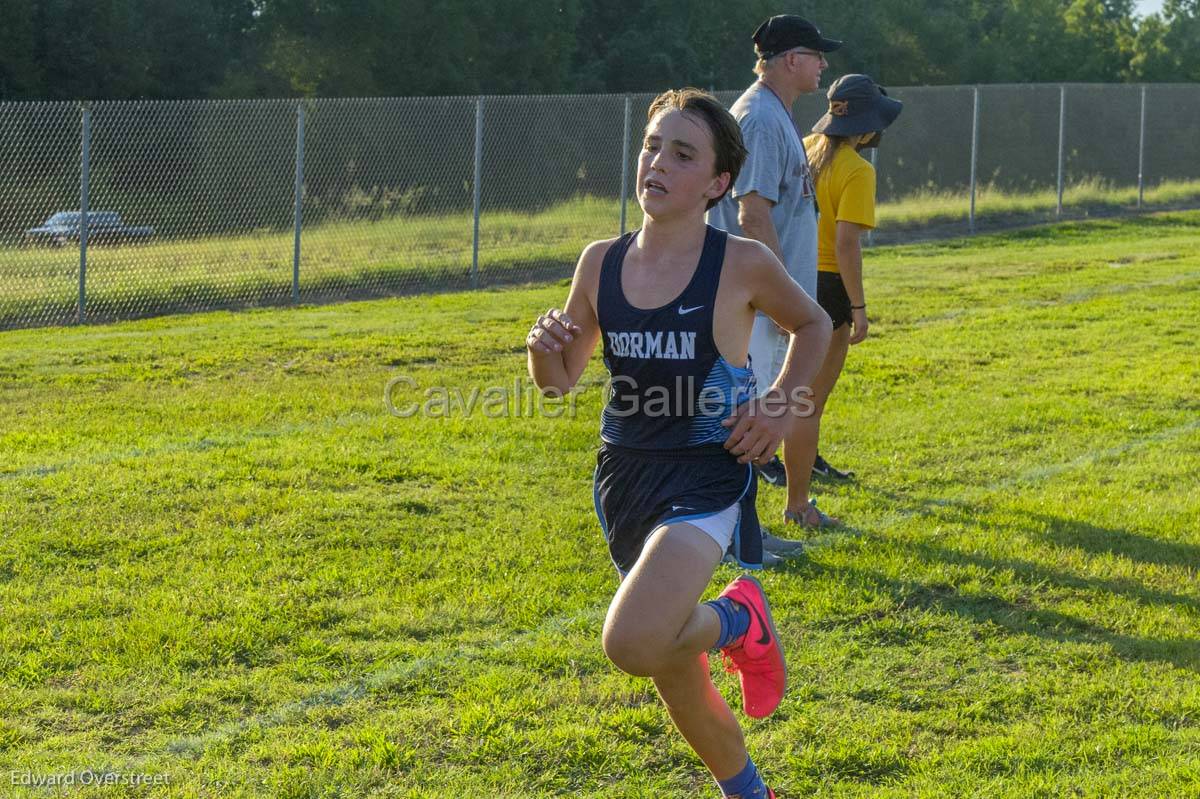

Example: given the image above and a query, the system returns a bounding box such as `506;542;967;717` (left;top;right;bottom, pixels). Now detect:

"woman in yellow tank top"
785;74;902;528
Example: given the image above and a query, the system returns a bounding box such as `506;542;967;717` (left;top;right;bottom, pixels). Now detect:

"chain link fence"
1;84;1198;330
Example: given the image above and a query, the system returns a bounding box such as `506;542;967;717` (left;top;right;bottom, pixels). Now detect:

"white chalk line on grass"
165;604;609;758
873;418;1200;530
56;530;869;788
1003;418;1200;489
906;269;1200;328
45;417;1195;787
10;269;1196;480
0;412;372;482
1053;268;1200;304
40;605;607;795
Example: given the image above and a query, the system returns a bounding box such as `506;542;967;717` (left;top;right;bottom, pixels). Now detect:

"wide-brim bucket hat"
812;74;903;137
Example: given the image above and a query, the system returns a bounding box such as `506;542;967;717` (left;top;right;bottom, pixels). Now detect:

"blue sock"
704;596;751;650
717;757;770;798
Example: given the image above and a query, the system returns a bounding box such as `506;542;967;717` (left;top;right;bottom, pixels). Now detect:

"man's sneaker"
724;550;786;568
761;549;784;568
715;575;787;718
812;453;854;481
755;456;787;487
762;529;806;555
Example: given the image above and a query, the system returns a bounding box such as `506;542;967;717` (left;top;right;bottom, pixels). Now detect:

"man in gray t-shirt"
707;79;818;302
707;14;843;557
708;15;841;391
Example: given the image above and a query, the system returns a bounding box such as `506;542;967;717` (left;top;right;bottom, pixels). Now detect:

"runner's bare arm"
739;238;832;401
721;239;832;464
526;240;606;395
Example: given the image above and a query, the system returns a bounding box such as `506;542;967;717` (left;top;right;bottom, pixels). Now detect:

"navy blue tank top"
597;226;756;450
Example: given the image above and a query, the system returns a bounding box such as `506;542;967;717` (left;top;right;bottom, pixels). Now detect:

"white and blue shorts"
593;443;763;575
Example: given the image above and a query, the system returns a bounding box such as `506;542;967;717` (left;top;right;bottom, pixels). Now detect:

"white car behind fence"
25;211;155;246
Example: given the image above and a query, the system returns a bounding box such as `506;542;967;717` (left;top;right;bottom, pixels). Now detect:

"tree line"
1;0;1198;102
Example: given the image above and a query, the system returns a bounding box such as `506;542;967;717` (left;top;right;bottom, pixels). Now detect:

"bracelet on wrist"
850;304;866;310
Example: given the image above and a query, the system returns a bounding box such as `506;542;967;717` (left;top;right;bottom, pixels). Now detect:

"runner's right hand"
527;308;581;355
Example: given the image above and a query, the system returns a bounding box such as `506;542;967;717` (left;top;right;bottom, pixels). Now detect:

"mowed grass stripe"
3;213;1196;476
1;212;1198;797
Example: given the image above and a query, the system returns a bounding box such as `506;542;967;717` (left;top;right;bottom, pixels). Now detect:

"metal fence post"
1137;84;1146;209
292;102;305;304
620;95;631;236
1056;85;1066;218
969;86;980;234
472;97;483;289
78;104;91;325
867;146;877;247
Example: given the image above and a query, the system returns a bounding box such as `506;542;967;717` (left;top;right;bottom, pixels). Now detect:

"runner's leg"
602;522;747;779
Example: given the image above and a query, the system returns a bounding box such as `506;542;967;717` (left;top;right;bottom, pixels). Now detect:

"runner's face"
637;110;729;218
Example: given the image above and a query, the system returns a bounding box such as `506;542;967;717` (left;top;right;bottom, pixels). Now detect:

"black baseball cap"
753;15;843;60
811;74;903;136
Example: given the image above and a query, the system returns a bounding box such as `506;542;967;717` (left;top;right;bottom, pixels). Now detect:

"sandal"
783;499;841;529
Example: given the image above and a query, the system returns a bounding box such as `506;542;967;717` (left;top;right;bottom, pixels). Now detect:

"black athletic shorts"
817;271;852;330
593;443;762;574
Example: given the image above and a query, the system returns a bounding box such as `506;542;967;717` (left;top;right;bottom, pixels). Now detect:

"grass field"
4;179;1200;330
2;212;1199;797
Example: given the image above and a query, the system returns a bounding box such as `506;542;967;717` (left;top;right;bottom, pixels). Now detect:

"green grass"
4;178;1200;330
1;212;1199;797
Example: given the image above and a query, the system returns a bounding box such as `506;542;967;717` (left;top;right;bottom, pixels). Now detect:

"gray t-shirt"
707;81;818;300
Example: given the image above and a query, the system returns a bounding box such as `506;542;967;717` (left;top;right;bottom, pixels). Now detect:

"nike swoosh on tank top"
596;225;756;450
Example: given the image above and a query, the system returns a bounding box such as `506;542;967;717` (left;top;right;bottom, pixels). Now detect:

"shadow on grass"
1039;517;1200;571
774;490;1199;672
0;257;575;330
299;257;573;306
0;298;76;331
844;563;1197;672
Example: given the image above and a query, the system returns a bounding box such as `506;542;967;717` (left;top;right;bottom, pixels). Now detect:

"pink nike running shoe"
716;575;787;719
